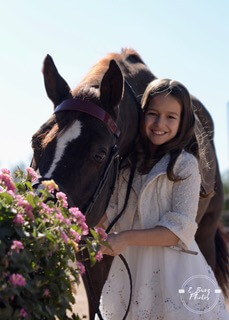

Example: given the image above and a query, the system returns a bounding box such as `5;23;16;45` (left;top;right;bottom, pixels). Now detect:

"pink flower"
16;196;33;212
13;214;25;225
69;207;86;224
43;288;50;297
56;192;67;201
95;227;107;241
56;192;68;208
15;196;34;221
56;210;65;222
59;230;69;244
7;190;15;198
96;250;103;262
9;273;26;287
25;210;35;221
64;218;71;225
15;195;25;207
56;209;70;225
40;203;53;215
24;202;33;213
41;180;59;193
76;261;85;275
1;168;10;175
19;308;27;318
0;171;16;193
69;229;81;242
81;222;89;235
11;240;24;253
26;167;38;182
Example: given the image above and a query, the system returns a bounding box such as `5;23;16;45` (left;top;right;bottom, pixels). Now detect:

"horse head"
31;49;154;227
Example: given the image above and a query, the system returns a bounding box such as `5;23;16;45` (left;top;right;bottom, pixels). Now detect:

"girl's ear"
100;60;124;119
42;55;73;108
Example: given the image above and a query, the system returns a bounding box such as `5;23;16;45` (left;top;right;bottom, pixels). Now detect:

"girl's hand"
101;232;127;256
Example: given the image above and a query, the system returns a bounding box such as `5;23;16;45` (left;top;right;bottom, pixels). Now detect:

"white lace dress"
95;152;229;320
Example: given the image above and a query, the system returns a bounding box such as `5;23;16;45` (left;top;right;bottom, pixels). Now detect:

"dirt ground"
72;279;229;319
70;278;89;319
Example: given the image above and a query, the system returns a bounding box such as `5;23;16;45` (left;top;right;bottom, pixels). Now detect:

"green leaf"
26;193;36;207
13;167;24;180
90;256;97;267
25;181;33;192
32;226;37;238
90;228;99;240
46;232;56;243
0;192;13;205
15;182;26;192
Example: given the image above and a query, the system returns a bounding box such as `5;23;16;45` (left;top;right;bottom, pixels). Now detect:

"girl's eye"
147;112;157;116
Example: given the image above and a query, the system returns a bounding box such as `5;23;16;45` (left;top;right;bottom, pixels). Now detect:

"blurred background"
0;1;228;223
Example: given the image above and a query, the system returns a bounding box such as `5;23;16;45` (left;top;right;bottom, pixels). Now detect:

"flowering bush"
0;168;107;320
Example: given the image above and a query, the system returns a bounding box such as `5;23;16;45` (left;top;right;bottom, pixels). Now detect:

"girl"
96;79;229;319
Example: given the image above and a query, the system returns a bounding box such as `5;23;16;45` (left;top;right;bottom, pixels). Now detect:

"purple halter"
54;98;120;137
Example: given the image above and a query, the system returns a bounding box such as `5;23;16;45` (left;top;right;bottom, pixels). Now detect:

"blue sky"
0;0;228;174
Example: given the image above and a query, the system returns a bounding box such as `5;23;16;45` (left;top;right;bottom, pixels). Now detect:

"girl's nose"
153;116;162;126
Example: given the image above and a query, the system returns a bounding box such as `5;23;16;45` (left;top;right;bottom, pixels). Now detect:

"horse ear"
100;60;124;118
42;55;73;108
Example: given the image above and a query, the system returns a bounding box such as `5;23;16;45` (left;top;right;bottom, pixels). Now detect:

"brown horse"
31;49;228;318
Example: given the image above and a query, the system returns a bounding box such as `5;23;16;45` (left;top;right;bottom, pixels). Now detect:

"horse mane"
72;48;146;97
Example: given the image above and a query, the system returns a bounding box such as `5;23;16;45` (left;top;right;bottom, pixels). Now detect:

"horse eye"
93;150;107;163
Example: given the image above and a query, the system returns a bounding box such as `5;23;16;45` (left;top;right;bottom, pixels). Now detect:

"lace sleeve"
155;154;201;250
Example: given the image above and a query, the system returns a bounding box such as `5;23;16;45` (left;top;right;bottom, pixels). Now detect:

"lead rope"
106;163;136;234
104;163;136;320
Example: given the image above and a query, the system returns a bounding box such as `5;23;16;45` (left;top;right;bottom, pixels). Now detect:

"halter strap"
54;98;120;137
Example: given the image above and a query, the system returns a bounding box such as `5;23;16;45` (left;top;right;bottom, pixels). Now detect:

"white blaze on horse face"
44;120;82;178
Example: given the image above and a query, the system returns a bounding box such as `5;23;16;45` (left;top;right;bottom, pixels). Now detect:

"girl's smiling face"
144;93;182;147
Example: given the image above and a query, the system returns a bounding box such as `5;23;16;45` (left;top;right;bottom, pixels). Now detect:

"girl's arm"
102;153;201;256
101;226;179;256
154;153;201;250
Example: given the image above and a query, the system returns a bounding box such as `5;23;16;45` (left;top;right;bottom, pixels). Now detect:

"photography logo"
178;275;221;314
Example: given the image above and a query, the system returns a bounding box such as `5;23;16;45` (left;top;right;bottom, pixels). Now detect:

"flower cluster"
0;167;107;320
